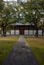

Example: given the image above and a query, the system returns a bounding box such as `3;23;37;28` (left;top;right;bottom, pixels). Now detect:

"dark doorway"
20;28;24;35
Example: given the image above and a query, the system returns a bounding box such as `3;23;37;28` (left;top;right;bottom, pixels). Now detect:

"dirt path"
2;36;39;65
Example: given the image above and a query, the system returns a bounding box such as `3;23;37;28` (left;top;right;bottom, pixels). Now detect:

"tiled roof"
9;22;35;26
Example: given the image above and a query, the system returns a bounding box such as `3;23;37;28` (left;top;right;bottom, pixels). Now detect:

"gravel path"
2;36;39;65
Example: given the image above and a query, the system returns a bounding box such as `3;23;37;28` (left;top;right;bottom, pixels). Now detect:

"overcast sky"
4;0;17;1
4;0;27;2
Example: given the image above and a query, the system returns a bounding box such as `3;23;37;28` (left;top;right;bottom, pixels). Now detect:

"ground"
2;36;39;65
0;36;44;65
25;37;44;65
0;36;18;65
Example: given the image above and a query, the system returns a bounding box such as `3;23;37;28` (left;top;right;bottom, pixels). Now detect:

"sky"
4;0;17;1
4;0;27;2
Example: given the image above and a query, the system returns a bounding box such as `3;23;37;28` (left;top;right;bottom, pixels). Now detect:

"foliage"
0;0;44;36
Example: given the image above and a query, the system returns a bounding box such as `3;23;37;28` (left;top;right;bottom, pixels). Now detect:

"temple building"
5;22;43;36
17;0;27;3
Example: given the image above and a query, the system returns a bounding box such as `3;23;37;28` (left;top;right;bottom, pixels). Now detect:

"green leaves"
0;1;4;12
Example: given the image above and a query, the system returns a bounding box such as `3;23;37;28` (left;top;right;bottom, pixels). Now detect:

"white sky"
4;0;17;1
4;0;27;2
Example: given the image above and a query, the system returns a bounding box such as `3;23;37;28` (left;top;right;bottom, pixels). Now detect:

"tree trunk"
35;24;38;37
36;29;38;37
2;26;6;37
2;22;6;37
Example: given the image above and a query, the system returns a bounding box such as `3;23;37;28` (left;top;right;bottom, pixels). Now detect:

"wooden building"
6;22;43;36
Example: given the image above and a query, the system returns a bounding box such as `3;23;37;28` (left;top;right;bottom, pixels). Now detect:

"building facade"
6;23;43;36
17;0;27;3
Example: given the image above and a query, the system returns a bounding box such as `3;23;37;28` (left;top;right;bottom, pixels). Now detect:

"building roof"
9;22;35;26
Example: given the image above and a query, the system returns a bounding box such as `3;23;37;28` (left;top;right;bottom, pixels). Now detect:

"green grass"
0;37;18;65
25;37;44;65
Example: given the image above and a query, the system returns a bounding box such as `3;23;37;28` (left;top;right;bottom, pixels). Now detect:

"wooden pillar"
33;29;34;36
28;26;29;36
14;26;15;35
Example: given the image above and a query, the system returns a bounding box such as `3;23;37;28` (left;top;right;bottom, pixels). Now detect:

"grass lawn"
25;37;44;65
0;36;18;65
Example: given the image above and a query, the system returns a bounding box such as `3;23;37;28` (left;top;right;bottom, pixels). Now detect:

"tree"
20;0;43;37
0;1;19;36
0;0;5;36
